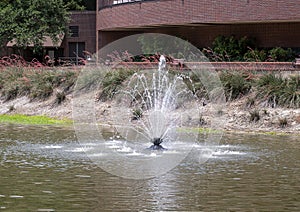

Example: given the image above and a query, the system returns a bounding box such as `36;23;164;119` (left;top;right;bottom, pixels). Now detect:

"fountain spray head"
148;137;166;151
152;137;163;146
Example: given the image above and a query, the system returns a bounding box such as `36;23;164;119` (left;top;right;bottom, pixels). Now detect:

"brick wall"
63;11;97;56
98;22;300;49
97;0;300;49
98;0;300;30
150;22;300;48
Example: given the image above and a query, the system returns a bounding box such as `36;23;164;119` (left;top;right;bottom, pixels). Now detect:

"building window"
68;42;85;65
69;26;79;37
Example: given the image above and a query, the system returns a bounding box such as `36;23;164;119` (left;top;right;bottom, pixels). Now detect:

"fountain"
73;33;227;179
111;52;201;152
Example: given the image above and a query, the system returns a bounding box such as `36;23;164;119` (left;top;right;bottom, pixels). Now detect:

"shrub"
268;47;295;62
28;69;77;100
2;82;19;101
211;35;256;61
54;91;66;105
256;74;283;107
256;74;300;108
99;68;135;101
30;82;53;100
0;67;78;101
202;47;223;62
220;71;252;100
75;67;105;92
208;36;296;62
278;76;300;108
182;73;207;98
243;48;267;62
2;77;31;101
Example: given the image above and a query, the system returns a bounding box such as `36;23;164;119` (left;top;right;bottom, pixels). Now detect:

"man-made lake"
0;125;299;211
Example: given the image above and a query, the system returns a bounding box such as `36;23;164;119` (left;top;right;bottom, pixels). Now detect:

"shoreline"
0;93;299;135
0;113;298;137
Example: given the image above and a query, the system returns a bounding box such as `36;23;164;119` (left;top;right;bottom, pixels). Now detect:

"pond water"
0;124;299;211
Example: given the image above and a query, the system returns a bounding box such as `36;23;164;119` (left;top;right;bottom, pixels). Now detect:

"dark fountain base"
148;137;167;151
148;144;166;151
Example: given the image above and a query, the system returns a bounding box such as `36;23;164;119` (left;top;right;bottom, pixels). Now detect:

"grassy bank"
0;66;299;108
0;114;72;125
0;66;299;132
219;71;300;108
0;66;78;102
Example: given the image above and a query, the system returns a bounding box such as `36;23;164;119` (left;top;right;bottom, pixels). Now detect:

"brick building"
62;11;97;64
5;0;300;61
5;11;96;63
96;0;300;52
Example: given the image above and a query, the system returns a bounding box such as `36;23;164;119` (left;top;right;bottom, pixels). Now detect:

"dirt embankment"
1;91;299;134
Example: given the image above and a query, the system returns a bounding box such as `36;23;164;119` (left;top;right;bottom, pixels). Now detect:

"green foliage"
0;0;70;50
29;69;77;100
212;35;256;61
0;114;71;125
99;68;135;101
0;67;78;101
30;81;53;100
184;73;207;98
220;71;252;100
54;91;66;105
243;48;267;62
268;47;295;62
64;0;85;10
256;74;300;108
0;67;30;100
132;108;143;120
137;35;192;59
208;35;296;62
0;3;16;47
63;0;96;10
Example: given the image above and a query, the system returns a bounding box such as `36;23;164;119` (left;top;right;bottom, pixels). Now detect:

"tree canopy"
63;0;85;10
0;0;70;50
63;0;96;11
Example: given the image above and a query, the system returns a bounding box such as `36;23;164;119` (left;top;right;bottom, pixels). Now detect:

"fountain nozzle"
152;137;163;145
148;137;166;150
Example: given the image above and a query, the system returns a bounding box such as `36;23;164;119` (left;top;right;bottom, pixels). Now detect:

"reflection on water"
0;124;299;211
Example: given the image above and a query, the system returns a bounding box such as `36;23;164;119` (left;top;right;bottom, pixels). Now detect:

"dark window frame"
69;26;79;37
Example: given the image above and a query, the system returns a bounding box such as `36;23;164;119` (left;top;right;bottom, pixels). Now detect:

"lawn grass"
0;114;72;125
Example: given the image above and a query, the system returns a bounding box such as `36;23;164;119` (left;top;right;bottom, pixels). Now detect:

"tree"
0;0;70;51
63;0;96;11
63;0;85;10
